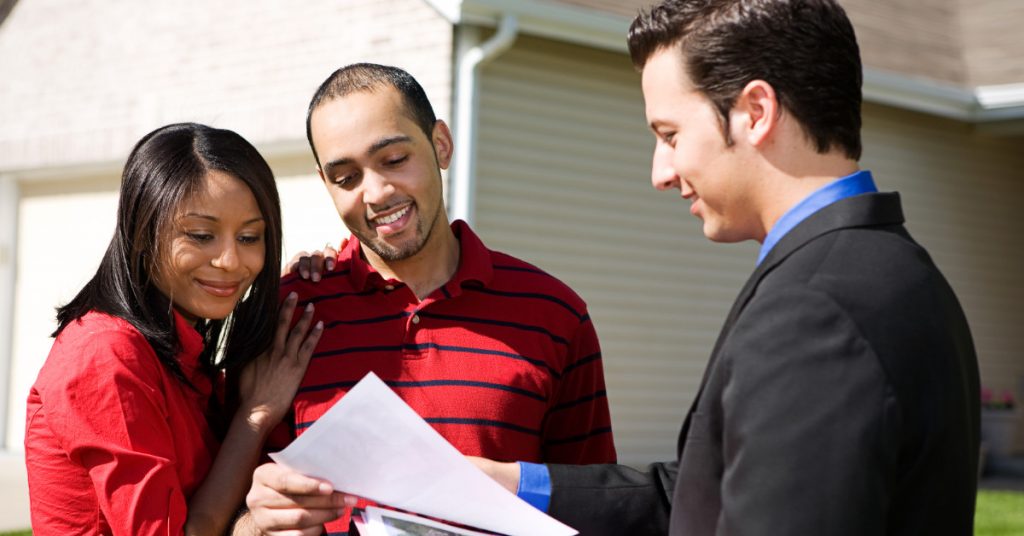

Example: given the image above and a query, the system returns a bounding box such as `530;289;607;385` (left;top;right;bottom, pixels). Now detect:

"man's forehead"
313;88;399;122
315;97;412;144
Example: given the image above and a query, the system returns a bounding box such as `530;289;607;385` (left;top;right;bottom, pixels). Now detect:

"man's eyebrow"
368;135;412;155
321;135;413;173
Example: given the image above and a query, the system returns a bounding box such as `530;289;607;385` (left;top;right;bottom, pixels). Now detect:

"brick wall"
958;0;1024;87
0;0;454;171
555;0;1024;90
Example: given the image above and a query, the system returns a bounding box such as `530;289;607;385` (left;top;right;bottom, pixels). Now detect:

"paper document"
355;505;492;536
269;372;578;536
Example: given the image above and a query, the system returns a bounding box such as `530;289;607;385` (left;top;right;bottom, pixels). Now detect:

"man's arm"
469;456;676;534
716;286;894;534
542;315;616;463
548;461;677;534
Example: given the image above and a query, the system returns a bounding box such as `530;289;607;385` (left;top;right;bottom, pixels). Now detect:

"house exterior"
0;0;1022;528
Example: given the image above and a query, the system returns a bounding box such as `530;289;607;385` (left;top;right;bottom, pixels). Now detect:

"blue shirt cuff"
516;461;551;512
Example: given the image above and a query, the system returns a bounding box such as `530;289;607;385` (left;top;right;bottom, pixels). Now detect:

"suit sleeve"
716;286;898;535
42;330;191;535
542;313;617;463
547;460;677;534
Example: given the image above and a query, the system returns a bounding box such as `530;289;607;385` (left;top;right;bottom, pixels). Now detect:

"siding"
474;36;758;465
473;35;1024;465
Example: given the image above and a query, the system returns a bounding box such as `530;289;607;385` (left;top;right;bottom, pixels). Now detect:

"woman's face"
153;170;266;323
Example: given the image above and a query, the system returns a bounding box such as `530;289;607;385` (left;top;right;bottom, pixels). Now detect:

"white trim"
449;15;519;225
4;138;314;185
422;0;1024;123
7;160;123;184
863;69;1024;122
0;175;18;448
424;0;627;52
976;83;1024;110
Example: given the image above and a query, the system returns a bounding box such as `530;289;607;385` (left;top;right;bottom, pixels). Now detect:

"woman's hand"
237;292;323;433
286;240;346;282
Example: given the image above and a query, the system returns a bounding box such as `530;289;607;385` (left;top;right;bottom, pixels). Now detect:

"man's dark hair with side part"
305;63;438;167
628;0;863;160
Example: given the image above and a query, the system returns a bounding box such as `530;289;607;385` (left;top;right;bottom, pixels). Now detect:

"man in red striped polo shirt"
235;63;615;535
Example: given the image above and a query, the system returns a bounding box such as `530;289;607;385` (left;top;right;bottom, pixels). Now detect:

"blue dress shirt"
758;170;877;265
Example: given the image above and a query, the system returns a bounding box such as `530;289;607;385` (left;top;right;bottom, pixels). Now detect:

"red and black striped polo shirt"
275;221;616;467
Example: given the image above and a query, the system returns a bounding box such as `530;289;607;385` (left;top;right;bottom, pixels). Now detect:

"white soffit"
423;0;1024;126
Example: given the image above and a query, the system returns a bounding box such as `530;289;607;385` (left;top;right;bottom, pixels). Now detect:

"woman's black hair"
54;122;283;385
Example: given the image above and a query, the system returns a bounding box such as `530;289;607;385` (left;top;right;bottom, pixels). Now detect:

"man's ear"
431;119;454;169
734;79;778;148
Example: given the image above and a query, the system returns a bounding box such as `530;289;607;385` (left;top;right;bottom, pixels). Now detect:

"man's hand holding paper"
260;372;576;536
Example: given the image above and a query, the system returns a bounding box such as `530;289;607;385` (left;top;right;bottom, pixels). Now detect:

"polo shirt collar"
446;219;493;292
343;219;494;292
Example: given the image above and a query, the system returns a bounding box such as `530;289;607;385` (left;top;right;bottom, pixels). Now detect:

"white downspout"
450;14;518;225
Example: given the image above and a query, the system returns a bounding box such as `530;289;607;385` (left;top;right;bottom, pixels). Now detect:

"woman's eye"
186;232;213;243
238;234;262;245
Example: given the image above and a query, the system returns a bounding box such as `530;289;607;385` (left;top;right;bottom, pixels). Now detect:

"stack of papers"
269;372;578;536
354;505;492;536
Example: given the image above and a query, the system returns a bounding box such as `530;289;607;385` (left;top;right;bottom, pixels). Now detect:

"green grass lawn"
1;489;1020;535
976;489;1024;536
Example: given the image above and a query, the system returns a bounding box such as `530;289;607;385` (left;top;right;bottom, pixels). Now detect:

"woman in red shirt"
24;122;323;535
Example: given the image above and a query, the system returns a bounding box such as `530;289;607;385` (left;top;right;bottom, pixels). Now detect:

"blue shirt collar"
757;170;878;265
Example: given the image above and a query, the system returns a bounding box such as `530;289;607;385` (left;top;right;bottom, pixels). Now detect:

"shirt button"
412;315;420;324
385;284;395;291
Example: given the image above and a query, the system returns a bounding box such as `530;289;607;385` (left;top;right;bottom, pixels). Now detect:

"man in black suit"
471;0;980;534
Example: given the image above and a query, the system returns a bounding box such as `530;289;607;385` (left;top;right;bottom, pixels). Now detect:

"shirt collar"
344;219;493;292
758;170;877;265
172;309;205;371
446;219;493;293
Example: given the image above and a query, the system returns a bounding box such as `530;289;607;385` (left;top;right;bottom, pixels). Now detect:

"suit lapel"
675;192;905;455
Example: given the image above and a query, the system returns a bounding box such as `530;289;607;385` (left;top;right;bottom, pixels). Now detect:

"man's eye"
386;155;408;166
332;168;364;187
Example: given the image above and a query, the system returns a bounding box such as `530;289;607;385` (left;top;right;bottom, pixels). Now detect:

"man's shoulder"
482;250;590;317
279;262;358;299
772;219;932;282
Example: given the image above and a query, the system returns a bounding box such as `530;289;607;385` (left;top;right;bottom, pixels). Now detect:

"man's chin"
365;238;424;262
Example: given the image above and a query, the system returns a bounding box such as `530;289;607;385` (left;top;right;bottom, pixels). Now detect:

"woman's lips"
195;279;241;297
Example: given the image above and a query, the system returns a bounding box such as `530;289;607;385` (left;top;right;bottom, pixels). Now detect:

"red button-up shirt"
25;310;220;535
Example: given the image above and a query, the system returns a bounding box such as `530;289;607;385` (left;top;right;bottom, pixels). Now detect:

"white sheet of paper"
269;372;578;536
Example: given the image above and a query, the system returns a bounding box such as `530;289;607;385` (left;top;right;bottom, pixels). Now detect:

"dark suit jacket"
548;192;980;535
